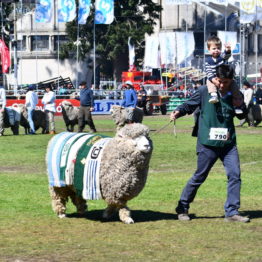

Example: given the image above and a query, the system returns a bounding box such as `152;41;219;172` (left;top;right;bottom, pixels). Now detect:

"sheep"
240;104;262;127
46;123;153;224
110;105;144;130
3;107;20;135
18;104;47;134
61;100;79;132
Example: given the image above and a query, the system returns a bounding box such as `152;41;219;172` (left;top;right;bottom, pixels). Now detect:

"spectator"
0;85;6;136
76;81;96;133
238;81;254;127
255;86;262;105
25;85;38;134
121;81;138;123
42;85;56;134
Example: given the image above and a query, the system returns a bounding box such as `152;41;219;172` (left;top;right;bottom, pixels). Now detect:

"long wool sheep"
61;100;79;132
46;123;153;224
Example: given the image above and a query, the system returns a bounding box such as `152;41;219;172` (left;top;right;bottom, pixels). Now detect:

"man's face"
208;43;222;58
217;78;232;91
80;84;86;89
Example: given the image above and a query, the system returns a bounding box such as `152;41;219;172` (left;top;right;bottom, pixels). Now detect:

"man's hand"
0;108;4;113
90;107;94;112
170;111;180;121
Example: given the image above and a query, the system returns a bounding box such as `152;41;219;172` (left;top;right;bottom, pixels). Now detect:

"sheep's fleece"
47;123;153;224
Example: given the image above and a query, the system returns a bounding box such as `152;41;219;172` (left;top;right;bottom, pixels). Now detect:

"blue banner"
95;0;114;24
58;0;76;22
35;0;53;23
78;0;91;24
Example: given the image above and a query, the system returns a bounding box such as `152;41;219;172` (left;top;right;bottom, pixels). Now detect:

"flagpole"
203;4;207;85
93;19;96;89
76;22;80;89
13;2;18;95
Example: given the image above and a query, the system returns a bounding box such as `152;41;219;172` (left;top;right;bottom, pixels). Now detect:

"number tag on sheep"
46;123;153;224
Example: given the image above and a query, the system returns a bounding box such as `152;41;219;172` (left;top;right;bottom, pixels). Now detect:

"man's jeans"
177;143;241;217
27;108;35;133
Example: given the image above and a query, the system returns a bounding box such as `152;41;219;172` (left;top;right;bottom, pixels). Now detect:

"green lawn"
0;115;262;262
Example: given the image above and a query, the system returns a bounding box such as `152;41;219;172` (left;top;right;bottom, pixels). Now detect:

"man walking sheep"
76;81;97;133
25;85;38;134
42;85;56;134
170;64;250;223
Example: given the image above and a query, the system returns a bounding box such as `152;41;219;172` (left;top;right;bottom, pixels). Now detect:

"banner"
217;31;237;53
0;40;11;73
78;0;91;24
159;32;176;66
128;37;135;70
7;99;123;115
35;0;53;23
144;35;160;69
176;31;195;65
95;0;114;24
58;0;76;22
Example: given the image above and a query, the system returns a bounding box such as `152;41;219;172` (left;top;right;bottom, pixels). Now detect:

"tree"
61;0;162;81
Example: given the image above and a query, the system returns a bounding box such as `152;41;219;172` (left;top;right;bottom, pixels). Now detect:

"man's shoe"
177;213;191;221
209;95;219;104
176;207;190;221
224;214;250;223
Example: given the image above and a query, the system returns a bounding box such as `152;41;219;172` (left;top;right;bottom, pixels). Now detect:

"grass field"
0;114;262;262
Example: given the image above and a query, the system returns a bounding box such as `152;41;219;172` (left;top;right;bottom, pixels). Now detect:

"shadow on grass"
67;209;176;223
240;210;262;219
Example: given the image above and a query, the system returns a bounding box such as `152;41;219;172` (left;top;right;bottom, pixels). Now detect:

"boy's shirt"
205;50;231;82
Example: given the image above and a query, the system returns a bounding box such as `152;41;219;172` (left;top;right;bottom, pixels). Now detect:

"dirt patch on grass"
0;165;42;174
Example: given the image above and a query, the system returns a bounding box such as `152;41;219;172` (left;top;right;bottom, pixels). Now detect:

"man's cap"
28;85;35;90
79;81;87;86
125;80;133;86
243;80;252;87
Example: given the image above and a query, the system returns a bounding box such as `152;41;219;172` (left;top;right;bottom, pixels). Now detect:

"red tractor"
121;71;169;115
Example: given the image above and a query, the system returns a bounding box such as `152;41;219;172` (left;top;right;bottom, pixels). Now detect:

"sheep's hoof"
58;214;66;218
123;217;134;224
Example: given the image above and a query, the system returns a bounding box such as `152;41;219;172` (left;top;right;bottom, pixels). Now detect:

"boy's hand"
224;43;231;52
212;77;220;87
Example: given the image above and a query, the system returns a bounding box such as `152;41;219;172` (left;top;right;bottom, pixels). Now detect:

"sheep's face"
132;135;152;153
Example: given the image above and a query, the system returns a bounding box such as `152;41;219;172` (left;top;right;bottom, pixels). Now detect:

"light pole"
13;1;18;95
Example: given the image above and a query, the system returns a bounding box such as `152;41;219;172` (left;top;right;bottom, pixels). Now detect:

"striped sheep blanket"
47;132;111;200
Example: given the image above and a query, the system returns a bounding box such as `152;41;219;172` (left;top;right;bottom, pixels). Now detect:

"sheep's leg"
119;206;134;224
49;186;68;218
103;205;118;220
70;192;87;215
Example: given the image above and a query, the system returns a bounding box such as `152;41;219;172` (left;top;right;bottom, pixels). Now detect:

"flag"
159;32;176;66
78;0;91;24
128;37;135;70
95;0;114;24
0;40;11;73
240;0;256;23
35;0;53;23
144;35;160;69
58;0;76;22
165;0;192;4
211;0;228;5
217;31;237;52
176;31;195;65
